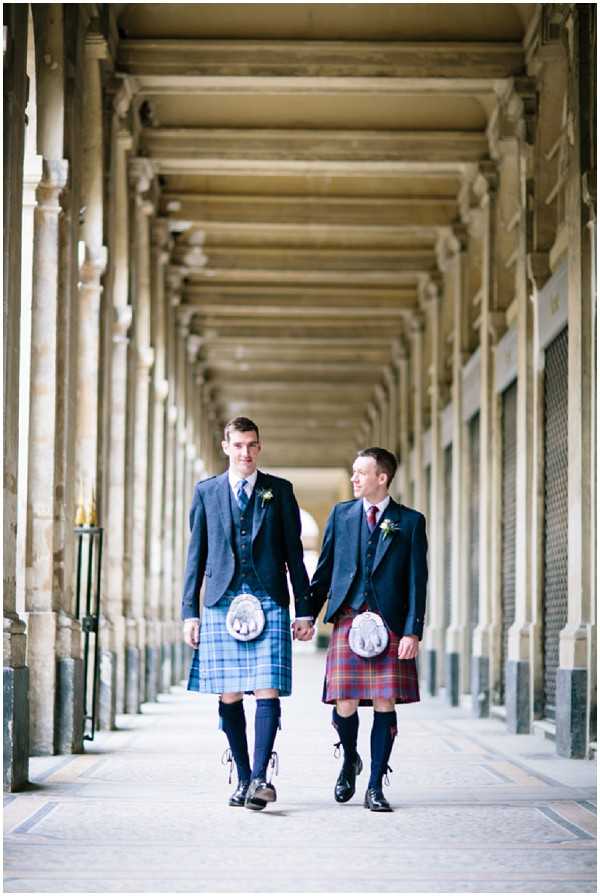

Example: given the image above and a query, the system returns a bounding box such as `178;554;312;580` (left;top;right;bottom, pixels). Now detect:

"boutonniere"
380;518;401;540
256;488;274;507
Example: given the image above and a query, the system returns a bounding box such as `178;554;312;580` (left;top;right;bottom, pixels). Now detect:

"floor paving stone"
4;651;596;893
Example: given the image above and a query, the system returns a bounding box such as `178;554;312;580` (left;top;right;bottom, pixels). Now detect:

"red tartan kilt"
323;607;420;706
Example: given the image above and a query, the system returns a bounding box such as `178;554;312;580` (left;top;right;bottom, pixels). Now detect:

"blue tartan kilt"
187;593;292;696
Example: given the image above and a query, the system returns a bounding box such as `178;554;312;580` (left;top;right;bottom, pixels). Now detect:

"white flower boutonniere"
257;488;274;507
380;518;401;540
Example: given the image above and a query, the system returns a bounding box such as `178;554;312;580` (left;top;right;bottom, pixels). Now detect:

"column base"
471;655;490;718
506;659;530;734
556;667;588;758
160;643;172;694
3;666;29;791
55;657;84;754
144;645;160;703
98;650;117;731
425;649;437;697
125;646;141;714
445;652;460;706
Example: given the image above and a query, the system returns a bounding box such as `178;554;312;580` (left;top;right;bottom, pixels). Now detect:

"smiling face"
222;428;261;477
350;455;389;504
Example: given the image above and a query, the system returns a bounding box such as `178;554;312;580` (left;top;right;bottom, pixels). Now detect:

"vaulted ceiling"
116;3;537;469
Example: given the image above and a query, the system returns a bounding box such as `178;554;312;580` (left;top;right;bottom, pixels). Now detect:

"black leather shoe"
228;780;250;807
364;786;393;812
334;753;363;803
245;777;277;811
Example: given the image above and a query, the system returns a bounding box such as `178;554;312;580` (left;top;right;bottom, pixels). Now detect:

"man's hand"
183;619;200;649
398;634;419;660
292;620;314;641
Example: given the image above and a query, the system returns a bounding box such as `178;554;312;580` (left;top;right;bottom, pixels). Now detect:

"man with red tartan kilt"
310;447;428;812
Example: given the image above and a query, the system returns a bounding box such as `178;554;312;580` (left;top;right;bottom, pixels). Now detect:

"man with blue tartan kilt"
182;417;314;810
310;447;428;812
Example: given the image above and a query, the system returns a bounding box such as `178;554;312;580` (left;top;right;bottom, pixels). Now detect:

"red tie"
367;506;378;532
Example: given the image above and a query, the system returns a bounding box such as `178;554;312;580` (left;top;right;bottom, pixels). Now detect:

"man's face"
350;456;388;502
222;429;261;476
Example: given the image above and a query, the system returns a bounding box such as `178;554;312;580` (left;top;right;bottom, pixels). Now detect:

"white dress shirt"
228;468;258;499
362;495;391;527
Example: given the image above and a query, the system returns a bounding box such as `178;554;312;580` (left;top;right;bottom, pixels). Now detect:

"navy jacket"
181;470;311;620
310;497;428;639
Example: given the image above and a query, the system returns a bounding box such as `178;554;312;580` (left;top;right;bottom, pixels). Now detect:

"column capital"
488;78;537;158
37;158;69;207
154;379;169;403
137;345;155;372
84;23;109;61
177;307;195;335
151;217;171;250
116;126;133;153
449;222;469;255
473;161;499;205
409;310;426;335
109;75;139;118
392;336;409;365
382;365;395;389
128;157;155;194
80;245;108;285
186;334;203;362
112;304;133;344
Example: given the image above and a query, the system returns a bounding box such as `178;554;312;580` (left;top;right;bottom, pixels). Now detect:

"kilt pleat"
187;593;292;696
323;607;420;706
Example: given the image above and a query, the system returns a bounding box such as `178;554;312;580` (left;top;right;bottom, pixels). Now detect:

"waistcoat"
347;513;382;611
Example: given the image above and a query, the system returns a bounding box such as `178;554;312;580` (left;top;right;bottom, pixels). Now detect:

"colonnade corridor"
4;650;596;893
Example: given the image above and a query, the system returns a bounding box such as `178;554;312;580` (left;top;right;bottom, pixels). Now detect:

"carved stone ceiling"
116;3;537;469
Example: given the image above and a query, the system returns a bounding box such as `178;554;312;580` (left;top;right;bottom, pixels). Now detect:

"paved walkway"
4;651;596;893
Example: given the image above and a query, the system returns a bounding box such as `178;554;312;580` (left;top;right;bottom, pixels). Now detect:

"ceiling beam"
143;127;489;166
170;222;442;249
195;321;405;339
183;284;416;302
161;194;459;227
184;268;423;286
173;246;437;273
118;40;524;79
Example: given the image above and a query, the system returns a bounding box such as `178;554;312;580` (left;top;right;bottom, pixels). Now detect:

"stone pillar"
373;383;388;449
501;85;538;735
25;156;70;755
146;219;171;703
163;267;185;686
472;164;502;718
423;284;447;696
557;7;596;758
394;338;411;504
443;229;472;703
4;4;30;790
101;104;133;723
382;368;397;458
125;157;155;713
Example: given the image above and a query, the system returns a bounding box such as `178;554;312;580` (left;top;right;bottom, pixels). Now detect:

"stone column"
26;156;70;754
173;309;194;655
410;312;427;514
374;383;388;449
146;219;170;703
366;402;379;446
502;86;538;735
101;108;133;723
445;229;471;704
422;284;446;696
557;7;596;757
472;164;503;718
162;267;185;686
393;338;411;504
4;4;30;789
383;365;398;458
125;157;155;713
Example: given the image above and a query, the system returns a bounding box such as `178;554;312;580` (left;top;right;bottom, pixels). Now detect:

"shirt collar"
363;495;390;516
228;469;258;492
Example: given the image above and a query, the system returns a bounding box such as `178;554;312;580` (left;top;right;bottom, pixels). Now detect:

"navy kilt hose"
187;593;293;696
323;606;420;706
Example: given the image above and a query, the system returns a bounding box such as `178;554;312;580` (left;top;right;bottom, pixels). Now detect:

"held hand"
292;620;315;641
183;619;200;649
397;635;419;660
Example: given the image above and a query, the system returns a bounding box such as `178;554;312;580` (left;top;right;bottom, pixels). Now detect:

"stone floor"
4;651;597;893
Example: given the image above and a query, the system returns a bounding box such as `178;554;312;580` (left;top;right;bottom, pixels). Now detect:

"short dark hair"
357;447;398;486
223;416;260;442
